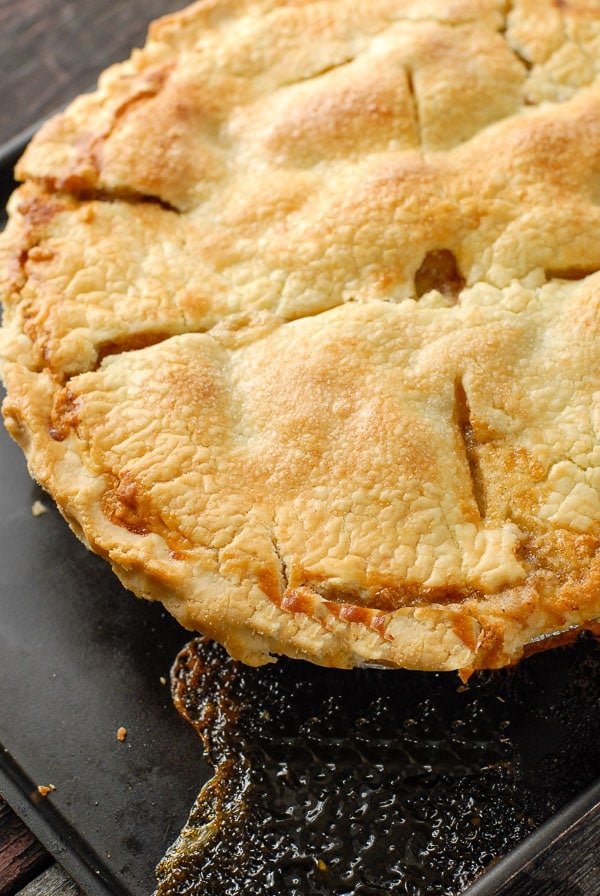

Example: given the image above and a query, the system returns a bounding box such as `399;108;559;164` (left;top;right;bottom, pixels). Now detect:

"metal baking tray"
0;135;598;896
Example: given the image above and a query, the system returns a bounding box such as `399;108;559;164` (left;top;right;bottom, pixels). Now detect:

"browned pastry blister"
1;0;599;674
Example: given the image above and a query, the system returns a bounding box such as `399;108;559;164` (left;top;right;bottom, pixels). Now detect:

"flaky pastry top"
1;0;599;672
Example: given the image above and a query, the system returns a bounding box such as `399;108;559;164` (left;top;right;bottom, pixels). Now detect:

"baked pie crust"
1;0;600;674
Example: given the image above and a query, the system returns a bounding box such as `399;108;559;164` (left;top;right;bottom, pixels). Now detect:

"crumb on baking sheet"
117;726;127;741
31;500;47;516
37;784;55;797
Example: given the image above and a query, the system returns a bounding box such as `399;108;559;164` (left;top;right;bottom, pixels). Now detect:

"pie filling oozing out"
1;0;600;674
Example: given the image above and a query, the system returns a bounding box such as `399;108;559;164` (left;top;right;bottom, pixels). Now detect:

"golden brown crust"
1;0;600;671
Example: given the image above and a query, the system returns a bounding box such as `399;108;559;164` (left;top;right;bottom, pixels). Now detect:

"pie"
1;0;599;675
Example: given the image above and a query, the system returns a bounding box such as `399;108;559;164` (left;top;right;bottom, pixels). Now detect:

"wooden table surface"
0;2;598;895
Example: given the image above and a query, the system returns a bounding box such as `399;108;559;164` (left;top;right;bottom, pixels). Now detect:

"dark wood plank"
0;798;51;896
17;863;84;896
465;790;600;896
494;804;600;896
0;0;189;143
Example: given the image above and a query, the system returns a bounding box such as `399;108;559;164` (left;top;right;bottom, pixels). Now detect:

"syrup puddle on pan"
154;634;600;896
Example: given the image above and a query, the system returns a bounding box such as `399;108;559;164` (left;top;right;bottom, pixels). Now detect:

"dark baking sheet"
0;129;209;895
0;416;209;896
0;136;598;896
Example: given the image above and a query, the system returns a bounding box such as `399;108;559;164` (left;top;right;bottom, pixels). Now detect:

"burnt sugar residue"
155;636;600;896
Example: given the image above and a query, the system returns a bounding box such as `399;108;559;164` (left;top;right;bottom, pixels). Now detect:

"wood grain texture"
494;805;600;896
0;0;189;142
0;798;50;896
17;863;84;896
